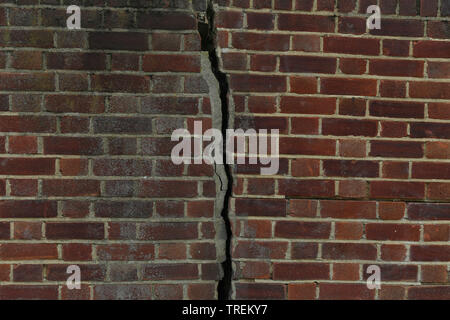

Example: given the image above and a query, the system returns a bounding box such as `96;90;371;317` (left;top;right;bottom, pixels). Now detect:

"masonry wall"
217;0;450;299
0;0;226;299
0;0;449;300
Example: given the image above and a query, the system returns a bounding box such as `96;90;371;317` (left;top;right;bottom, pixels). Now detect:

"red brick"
235;283;286;299
321;283;374;300
46;222;104;240
278;14;335;32
409;82;450;99
97;244;154;261
383;39;410;57
333;263;360;280
322;119;377;137
0;244;57;260
340;58;366;74
414;41;450;58
0;200;56;218
280;56;336;74
336;139;365;158
275;221;331;239
411;245;450;261
142;263;198;280
232;32;290;51
273;263;329;280
292;35;320;52
139;222;198;240
42;180;100;197
381;244;407;261
323;160;379;177
370;141;423;158
235;198;286;217
370;181;425;199
234;240;287;259
279;179;335;197
421;265;448;283
288;199;318;217
379;202;406;220
321;200;376;219
370;19;423;37
281;97;336;114
338;180;367;198
291;159;320;177
230;74;286;92
246;12;274;30
407;203;450;221
408;286;450;300
321;78;377;96
324;37;380;55
382;162;409;179
288;283;317;300
13;221;41;240
366;223;420;241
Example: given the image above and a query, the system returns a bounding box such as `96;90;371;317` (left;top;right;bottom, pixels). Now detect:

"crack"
197;1;233;300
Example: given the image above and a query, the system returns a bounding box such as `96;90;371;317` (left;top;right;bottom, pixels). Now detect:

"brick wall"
0;0;227;299
0;0;449;300
217;0;450;300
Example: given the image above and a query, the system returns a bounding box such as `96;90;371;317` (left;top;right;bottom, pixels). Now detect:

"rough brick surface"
0;0;449;300
0;0;221;300
216;0;450;300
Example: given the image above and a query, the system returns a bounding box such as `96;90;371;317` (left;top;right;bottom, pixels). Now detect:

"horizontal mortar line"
0;260;217;264
234;194;450;202
218;27;450;39
230;238;449;244
9;175;210;180
235;258;449;266
0;174;213;179
232;93;450;102
224;70;450;82
0;155;209;159
0;49;202;54
0;239;219;243
0;281;219;286
0;90;207;95
0;243;217;247
0;218;220;222
230;91;450;101
0;4;198;11
231;218;450;225
1;69;208;74
0;69;193;73
232;174;450;180
0;114;209;119
4;173;450;180
219;49;450;61
231;215;450;223
0;26;201;32
248;134;450;141
244;175;450;181
233;194;450;202
238;112;450;122
243;280;424;285
0;197;217;201
235;256;450;262
0;48;202;54
235;159;450;165
1;215;220;220
214;7;450;20
233;221;450;227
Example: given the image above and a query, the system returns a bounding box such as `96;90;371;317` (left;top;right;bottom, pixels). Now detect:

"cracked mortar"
198;0;234;300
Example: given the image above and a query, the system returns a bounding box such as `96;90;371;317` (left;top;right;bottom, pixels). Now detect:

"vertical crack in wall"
198;0;233;300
